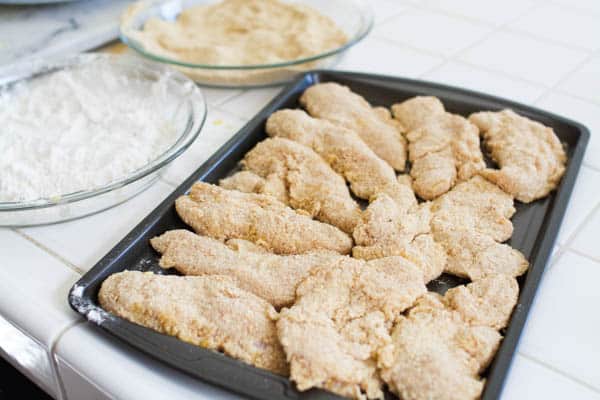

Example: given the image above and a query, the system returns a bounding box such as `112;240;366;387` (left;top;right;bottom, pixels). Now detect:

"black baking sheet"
69;70;589;400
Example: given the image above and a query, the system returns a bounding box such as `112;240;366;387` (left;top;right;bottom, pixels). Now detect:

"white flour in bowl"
0;58;182;203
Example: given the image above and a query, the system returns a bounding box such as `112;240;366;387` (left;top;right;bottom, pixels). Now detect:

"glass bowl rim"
119;0;374;70
0;53;207;212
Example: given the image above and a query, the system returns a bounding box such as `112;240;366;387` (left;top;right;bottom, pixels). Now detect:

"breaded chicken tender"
352;193;446;282
299;82;407;171
218;138;361;233
392;96;485;200
431;176;515;242
98;271;288;375
175;182;352;255
444;274;519;330
469;109;567;203
277;257;426;399
378;294;501;400
266;109;416;211
428;176;527;279
150;229;341;308
434;228;528;280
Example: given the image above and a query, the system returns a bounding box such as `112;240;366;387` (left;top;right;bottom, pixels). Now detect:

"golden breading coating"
431;176;515;242
445;274;519;330
219;170;266;194
392;97;485;200
98;271;288;375
299;82;407;171
219;138;361;233
469;109;567;203
434;228;528;280
175;182;353;255
391;96;445;131
150;229;342;308
351;193;446;282
277;257;426;399
265;109;417;211
378;294;502;400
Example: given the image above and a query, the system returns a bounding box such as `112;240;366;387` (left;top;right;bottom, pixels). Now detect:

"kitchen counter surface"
1;0;600;399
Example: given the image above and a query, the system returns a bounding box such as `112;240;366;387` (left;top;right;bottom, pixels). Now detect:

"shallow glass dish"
0;53;206;226
120;0;374;87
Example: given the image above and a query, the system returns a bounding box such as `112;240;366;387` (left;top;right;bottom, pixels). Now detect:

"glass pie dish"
0;53;206;226
120;0;374;87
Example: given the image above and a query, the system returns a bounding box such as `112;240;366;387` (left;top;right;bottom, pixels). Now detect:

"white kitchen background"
1;0;599;399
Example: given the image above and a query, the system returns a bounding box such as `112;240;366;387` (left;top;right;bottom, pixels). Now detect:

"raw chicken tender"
266;109;416;211
277;257;426;399
469;109;567;203
445;274;519;330
219;138;361;233
151;229;342;308
392;96;485;200
300;82;407;171
98;271;288;375
175;182;352;255
378;294;502;400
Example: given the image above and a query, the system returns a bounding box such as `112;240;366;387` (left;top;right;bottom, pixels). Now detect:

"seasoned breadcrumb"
98;271;288;375
378;294;501;400
150;229;342;308
469;109;567;203
300;82;407;171
277;257;426;399
392;96;485;200
219;137;361;233
265;109;416;211
175;182;353;255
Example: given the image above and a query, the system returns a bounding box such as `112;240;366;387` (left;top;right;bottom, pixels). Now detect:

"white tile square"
510;4;600;51
161;109;247;187
22;181;175;271
219;87;281;120
460;31;588;86
422;61;545;104
519;250;600;390
555;166;600;245
550;0;600;15
55;324;241;400
570;208;600;260
559;56;600;104
370;0;409;23
201;87;243;107
336;36;443;78
503;354;600;399
0;229;79;343
417;0;536;26
375;8;492;57
536;92;600;169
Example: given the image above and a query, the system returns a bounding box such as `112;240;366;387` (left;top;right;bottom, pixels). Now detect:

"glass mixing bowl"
120;0;374;87
0;53;207;226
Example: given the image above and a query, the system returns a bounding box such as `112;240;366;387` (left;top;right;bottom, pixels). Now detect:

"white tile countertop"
1;0;600;399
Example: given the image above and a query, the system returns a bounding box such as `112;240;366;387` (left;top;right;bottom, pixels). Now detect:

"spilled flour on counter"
0;58;184;202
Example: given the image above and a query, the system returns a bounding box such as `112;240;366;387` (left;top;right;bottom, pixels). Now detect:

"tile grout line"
564;246;600;265
583;163;600;173
533;51;598;105
519;352;600;394
560;202;600;258
48;320;85;400
552;87;600;110
12;229;85;276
